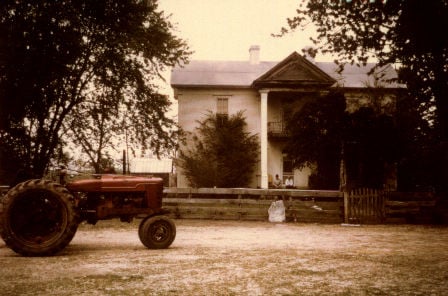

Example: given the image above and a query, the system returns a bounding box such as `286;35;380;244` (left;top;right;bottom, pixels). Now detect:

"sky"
104;1;324;161
157;0;325;118
159;0;318;62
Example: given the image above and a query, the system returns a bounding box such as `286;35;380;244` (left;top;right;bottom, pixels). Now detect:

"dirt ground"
1;219;448;296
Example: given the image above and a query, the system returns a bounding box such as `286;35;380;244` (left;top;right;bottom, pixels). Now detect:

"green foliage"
281;1;447;75
178;112;259;188
281;0;448;193
344;107;398;189
395;93;439;191
284;91;398;189
284;92;346;189
0;0;190;182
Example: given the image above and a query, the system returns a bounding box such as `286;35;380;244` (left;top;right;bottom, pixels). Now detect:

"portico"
254;53;336;188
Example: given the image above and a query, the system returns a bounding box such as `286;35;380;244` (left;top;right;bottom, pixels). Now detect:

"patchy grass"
1;219;447;295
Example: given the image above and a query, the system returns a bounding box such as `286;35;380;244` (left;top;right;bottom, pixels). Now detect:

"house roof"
171;60;276;88
171;52;403;89
130;158;172;174
253;52;336;88
316;62;402;88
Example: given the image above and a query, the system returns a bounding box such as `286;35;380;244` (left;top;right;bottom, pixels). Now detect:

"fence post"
343;190;349;224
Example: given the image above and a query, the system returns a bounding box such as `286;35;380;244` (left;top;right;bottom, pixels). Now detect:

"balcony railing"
268;121;289;138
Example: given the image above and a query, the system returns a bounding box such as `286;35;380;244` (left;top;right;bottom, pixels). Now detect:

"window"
282;154;293;173
217;97;228;116
282;154;295;187
216;97;228;125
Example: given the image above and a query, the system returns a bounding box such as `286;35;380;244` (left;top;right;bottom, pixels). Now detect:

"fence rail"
1;185;438;223
163;188;343;222
164;187;343;198
163;187;438;224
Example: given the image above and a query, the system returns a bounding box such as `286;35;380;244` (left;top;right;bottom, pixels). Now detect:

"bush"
178;111;259;188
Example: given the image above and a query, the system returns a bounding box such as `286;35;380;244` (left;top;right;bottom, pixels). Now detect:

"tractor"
0;174;176;256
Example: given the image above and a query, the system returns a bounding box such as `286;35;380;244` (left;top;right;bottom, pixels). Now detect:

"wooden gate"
343;188;385;224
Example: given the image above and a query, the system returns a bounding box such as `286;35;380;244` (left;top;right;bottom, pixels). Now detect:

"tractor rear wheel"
0;179;79;256
138;215;176;249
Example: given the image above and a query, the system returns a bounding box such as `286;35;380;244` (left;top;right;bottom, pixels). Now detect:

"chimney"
249;45;260;64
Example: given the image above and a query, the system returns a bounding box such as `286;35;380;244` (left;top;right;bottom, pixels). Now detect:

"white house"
171;46;401;189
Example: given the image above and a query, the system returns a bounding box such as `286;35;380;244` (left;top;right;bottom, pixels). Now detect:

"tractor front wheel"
0;179;79;256
138;215;176;249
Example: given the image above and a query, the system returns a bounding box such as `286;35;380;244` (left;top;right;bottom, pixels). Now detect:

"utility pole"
122;149;126;175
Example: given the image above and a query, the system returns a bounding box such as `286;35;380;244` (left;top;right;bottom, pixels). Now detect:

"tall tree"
284;91;398;190
0;0;189;183
284;92;347;189
395;91;438;191
280;0;448;194
64;91;120;174
64;85;178;174
178;112;259;188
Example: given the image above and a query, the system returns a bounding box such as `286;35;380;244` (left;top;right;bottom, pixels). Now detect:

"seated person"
272;174;283;188
285;177;294;188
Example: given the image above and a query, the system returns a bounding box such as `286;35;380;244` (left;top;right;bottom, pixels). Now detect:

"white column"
260;90;269;188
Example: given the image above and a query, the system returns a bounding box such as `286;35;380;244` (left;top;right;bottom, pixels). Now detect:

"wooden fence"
163;188;343;223
343;188;386;224
163;187;439;224
384;191;438;223
1;185;439;224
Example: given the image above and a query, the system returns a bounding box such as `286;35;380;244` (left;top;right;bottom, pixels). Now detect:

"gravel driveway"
1;219;448;295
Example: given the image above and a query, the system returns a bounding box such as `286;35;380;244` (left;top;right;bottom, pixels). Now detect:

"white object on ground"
268;200;286;223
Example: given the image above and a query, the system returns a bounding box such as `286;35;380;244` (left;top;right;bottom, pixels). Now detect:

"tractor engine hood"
66;174;163;193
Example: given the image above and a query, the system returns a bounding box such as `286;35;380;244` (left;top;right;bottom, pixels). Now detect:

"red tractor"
0;174;176;256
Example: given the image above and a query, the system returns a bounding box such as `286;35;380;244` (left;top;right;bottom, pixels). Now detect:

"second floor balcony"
268;121;289;139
